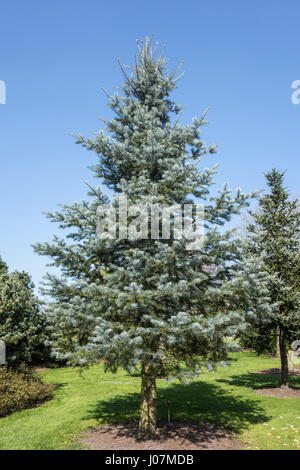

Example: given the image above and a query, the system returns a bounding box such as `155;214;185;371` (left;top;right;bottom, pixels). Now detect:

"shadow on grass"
52;382;68;392
83;380;270;434
217;373;300;391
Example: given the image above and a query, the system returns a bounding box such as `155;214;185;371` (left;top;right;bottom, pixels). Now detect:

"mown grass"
0;351;299;450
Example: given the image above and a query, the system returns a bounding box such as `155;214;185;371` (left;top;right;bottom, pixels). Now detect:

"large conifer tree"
34;38;272;435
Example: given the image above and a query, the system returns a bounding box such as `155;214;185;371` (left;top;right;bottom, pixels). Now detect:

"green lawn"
0;351;300;450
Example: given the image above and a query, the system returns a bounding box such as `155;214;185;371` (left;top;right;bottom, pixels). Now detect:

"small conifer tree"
245;169;300;387
0;266;50;366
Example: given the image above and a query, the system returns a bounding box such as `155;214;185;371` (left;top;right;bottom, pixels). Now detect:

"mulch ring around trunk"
253;367;300;377
78;421;244;450
251;368;300;398
254;387;300;399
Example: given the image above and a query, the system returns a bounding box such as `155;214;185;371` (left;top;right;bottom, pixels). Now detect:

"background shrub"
0;364;55;417
236;323;277;355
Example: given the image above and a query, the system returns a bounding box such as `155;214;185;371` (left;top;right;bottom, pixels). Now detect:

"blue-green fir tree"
34;38;273;436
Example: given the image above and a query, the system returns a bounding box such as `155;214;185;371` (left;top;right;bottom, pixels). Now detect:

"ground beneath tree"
252;367;300;398
255;387;300;398
78;421;243;450
253;367;300;377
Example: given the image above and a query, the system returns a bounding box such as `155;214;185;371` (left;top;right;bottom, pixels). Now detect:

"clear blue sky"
0;0;299;291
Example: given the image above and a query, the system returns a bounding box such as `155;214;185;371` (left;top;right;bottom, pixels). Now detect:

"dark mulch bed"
79;421;244;450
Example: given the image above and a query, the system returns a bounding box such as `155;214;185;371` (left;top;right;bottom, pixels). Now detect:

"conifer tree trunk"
138;364;157;437
279;327;289;388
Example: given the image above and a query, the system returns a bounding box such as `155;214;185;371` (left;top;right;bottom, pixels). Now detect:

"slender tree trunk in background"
279;327;289;388
276;326;280;358
138;364;157;437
